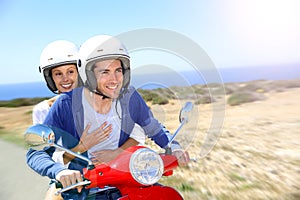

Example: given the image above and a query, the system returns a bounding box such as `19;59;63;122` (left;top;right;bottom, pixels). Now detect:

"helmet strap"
84;82;111;99
93;89;110;100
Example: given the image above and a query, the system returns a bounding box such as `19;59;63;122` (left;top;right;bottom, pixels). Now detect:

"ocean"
0;82;54;100
0;65;299;101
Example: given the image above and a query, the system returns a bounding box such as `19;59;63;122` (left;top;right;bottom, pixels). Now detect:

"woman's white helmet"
78;35;130;95
39;40;80;93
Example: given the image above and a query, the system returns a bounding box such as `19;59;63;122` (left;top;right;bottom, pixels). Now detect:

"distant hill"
1;64;299;101
1;79;299;107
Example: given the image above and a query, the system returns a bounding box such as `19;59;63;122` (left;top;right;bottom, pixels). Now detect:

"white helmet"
78;35;130;95
39;40;80;93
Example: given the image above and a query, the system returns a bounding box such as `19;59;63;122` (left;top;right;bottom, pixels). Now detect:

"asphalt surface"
0;139;49;200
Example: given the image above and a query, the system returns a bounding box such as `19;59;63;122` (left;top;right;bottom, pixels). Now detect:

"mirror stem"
167;117;188;149
53;143;94;167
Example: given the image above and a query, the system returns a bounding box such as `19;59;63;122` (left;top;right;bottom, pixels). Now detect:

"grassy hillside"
0;97;50;107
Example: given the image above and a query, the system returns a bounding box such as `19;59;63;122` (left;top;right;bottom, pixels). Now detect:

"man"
27;35;189;199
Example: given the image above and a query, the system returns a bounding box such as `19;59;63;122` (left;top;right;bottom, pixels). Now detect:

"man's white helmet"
39;40;79;93
78;35;130;95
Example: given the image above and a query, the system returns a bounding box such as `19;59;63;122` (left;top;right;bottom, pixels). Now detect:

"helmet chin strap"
93;89;110;100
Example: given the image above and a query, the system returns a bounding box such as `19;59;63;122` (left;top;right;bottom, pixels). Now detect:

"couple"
28;35;190;200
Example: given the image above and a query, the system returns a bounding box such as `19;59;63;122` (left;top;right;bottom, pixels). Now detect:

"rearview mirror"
179;101;193;123
166;102;194;152
24;124;93;165
24;124;55;150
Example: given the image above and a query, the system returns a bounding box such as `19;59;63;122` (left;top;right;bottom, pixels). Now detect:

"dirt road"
0;139;49;200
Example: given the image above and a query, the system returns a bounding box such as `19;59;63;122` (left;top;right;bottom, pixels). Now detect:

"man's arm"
26;147;67;179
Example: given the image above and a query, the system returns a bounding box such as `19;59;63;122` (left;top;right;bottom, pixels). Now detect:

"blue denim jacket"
26;86;169;199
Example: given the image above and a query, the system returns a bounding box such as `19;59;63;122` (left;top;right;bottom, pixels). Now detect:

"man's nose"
109;72;118;81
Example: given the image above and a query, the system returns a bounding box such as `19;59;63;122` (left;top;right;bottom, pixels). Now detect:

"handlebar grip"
54;177;89;189
55;181;63;188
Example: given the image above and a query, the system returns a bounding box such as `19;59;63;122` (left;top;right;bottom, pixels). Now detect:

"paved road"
0;139;49;200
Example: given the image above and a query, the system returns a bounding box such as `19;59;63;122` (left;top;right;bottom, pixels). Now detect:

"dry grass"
0;79;299;199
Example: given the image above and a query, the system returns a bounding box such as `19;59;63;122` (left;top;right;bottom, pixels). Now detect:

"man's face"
93;59;123;99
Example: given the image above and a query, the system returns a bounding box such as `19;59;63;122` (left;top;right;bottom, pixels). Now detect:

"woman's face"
93;59;124;99
51;64;78;93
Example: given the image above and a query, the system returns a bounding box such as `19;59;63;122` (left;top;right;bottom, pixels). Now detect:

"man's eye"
95;71;107;76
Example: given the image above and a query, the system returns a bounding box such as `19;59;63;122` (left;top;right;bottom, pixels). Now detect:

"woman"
32;40;82;125
32;40;85;200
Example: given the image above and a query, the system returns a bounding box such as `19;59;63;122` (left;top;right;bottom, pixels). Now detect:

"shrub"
238;82;270;93
179;183;195;191
138;89;169;105
152;96;169;105
285;79;300;88
0;97;50;107
273;79;300;89
227;91;265;106
138;89;158;102
195;95;214;105
192;85;206;95
154;88;176;99
224;83;239;95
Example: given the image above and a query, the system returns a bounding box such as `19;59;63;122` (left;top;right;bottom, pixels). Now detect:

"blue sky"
0;0;299;84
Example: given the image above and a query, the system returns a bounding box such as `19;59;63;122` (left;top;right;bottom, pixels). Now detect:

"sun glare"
223;0;300;66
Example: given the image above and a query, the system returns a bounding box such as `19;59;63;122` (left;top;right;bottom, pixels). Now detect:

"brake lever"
54;180;91;196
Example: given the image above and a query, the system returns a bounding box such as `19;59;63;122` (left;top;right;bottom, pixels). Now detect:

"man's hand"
90;148;123;165
55;169;83;193
89;138;138;165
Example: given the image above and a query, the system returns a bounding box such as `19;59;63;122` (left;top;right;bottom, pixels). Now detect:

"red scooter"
25;102;193;199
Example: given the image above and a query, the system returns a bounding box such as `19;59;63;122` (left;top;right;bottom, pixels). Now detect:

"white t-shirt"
82;91;145;158
32;100;51;125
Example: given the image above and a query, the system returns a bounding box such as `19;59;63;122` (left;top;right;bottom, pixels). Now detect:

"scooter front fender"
119;185;183;200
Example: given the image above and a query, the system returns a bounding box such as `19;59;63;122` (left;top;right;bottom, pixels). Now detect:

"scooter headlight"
129;148;164;185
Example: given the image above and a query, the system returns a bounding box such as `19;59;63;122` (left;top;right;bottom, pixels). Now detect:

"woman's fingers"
100;121;108;128
98;124;111;138
80;122;112;150
81;123;91;137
